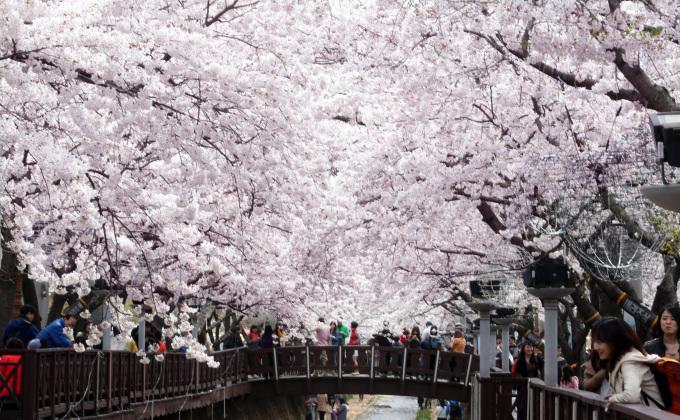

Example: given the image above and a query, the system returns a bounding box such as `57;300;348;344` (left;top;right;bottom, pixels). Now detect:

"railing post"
338;345;342;380
95;352;101;414
235;349;240;383
273;348;280;394
369;346;375;394
305;345;311;393
369;346;375;380
527;379;533;420
106;352;113;413
273;348;279;380
432;350;440;383
464;354;473;386
195;360;200;393
401;347;407;381
21;350;38;420
224;351;231;389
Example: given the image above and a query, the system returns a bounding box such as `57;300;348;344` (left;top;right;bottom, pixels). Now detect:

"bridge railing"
1;346;478;419
528;378;680;420
0;348;249;420
475;372;680;420
245;346;478;386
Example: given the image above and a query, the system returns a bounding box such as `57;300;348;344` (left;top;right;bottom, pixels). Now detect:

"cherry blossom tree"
1;0;679;362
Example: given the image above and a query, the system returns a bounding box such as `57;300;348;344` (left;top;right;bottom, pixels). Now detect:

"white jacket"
608;349;662;405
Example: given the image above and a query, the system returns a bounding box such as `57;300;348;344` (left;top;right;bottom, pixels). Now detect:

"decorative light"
642;112;680;211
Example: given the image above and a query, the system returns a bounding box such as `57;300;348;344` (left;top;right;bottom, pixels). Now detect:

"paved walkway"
355;395;419;419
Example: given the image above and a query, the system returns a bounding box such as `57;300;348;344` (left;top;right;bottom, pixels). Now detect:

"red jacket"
349;328;360;346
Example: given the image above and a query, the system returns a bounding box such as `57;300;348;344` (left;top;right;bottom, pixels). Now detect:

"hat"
28;338;42;350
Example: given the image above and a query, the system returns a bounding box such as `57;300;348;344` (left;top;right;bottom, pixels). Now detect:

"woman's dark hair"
263;325;273;337
454;330;464;338
5;337;25;349
653;304;680;339
591;317;645;371
350;321;358;329
561;364;575;384
588;346;603;371
329;322;337;332
410;326;421;339
20;304;36;317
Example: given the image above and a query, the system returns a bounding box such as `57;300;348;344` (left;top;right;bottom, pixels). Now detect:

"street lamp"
493;308;517;371
523;259;574;386
642;112;680;211
468;279;501;377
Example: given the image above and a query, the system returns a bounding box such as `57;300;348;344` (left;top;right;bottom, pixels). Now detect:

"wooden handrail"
528;378;680;420
0;346;481;420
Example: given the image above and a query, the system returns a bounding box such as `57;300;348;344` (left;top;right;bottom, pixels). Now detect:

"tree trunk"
591;280;623;318
651;255;680;314
47;293;79;323
0;226;19;335
22;276;43;328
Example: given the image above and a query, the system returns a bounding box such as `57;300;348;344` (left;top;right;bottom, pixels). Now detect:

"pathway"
355;395;420;420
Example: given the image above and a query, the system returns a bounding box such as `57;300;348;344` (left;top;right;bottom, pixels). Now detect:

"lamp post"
494;308;518;372
524;260;574;386
468;279;503;377
468;300;497;378
642;111;680;211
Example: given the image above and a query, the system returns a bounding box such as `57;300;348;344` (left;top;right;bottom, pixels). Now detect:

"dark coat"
223;332;245;349
643;338;666;357
2;316;40;347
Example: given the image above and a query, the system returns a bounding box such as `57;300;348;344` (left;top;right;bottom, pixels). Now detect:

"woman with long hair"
645;304;680;361
259;325;274;349
512;343;543;379
591;317;661;405
582;346;608;393
512;342;543;420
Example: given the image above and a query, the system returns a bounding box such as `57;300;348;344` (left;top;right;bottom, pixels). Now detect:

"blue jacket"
421;335;442;350
37;319;72;348
2;316;40;346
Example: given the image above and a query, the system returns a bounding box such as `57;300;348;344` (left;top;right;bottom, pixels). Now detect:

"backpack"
643;357;680;414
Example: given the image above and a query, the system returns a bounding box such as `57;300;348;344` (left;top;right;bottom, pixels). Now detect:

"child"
560;363;579;389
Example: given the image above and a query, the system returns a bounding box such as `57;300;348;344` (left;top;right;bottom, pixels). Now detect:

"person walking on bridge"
337;321;349;347
348;321;361;374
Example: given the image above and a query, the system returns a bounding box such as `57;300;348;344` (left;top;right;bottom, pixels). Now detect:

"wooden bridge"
4;346;676;420
0;346;479;419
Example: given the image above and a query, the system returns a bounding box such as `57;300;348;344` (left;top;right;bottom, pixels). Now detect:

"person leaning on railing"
592;317;662;406
36;313;77;348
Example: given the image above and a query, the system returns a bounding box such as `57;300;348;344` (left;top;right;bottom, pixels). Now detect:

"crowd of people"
304;394;348;420
1;305;79;350
505;304;680;418
6;303;680;417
